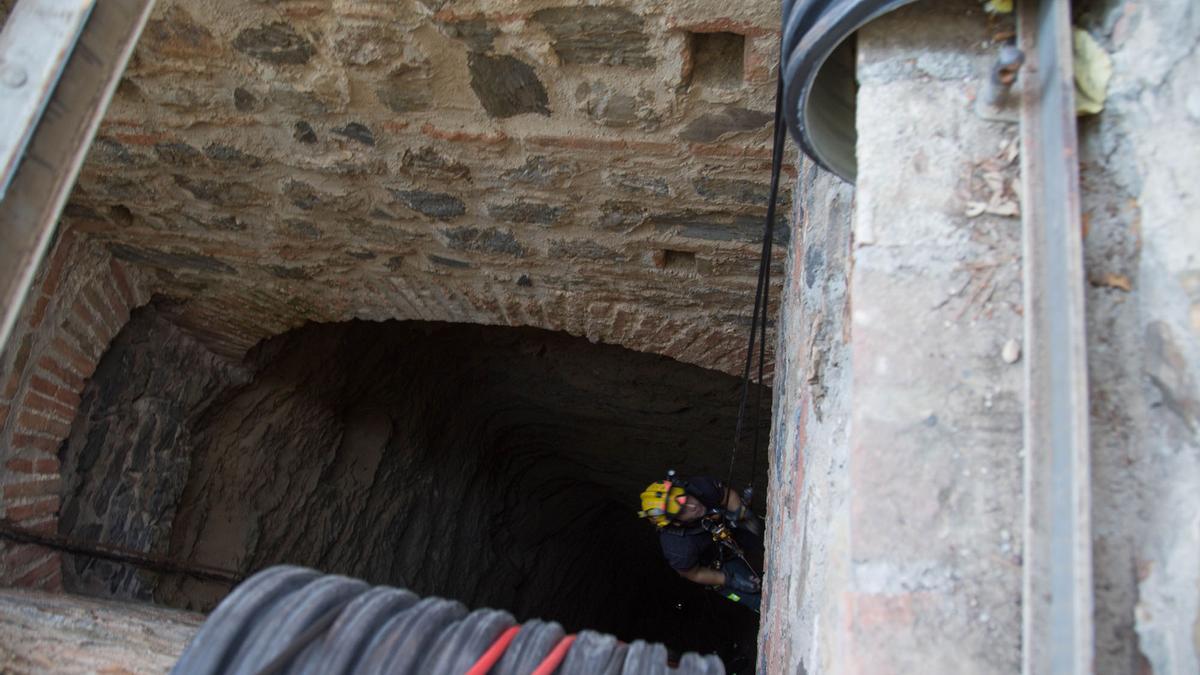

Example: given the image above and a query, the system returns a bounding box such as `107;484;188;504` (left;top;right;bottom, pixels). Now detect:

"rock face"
58;307;251;600
58;308;768;661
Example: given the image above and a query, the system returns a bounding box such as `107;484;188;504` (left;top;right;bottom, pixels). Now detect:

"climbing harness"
171;565;726;675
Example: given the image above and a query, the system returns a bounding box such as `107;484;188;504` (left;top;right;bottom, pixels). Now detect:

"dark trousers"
717;556;761;613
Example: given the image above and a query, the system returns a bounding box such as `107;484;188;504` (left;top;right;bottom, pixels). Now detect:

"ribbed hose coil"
780;0;918;182
172;566;726;675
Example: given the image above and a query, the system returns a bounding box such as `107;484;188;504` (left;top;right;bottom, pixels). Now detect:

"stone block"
604;172;671;197
141;6;215;59
468;54;550;118
283;180;321;210
152;142;204;168
402;147;471;181
679;107;771;143
203;144;264;169
548;239;625;262
692;177;771;206
375;66;433;114
332;123;375;146
501;156;574;188
488;200;563;225
389;189;466;221
108;244;237;275
575;81;659;130
440;227;526;257
330;22;406;66
292;121;318;144
533;7;654;67
232;22;315;65
173;176;259;207
435;16;497;53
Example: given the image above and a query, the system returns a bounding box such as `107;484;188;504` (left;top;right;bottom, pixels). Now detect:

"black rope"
726;73;787;495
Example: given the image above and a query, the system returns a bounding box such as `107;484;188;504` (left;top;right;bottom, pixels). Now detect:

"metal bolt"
992;44;1026;87
0;63;27;88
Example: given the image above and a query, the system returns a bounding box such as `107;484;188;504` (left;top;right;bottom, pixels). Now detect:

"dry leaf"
1094;273;1132;291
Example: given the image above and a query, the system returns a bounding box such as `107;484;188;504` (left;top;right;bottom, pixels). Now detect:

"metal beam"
1017;0;1094;673
0;0;94;199
0;0;156;353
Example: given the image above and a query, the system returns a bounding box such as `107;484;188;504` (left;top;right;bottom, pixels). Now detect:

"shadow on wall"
56;304;770;659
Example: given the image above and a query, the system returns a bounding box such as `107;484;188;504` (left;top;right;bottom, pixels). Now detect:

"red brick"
28;375;81;410
527;135;628;153
19;516;57;534
101;274;132;321
59;319;101;362
36;355;83;390
11;433;61;455
6;496;60;522
420;123;508;145
4;478;63;500
23;389;77;424
27;295;50;330
109;259;137;308
51;335;95;377
2;543;49;571
16;410;70;438
35;457;61;474
112;131;169;146
72;295;100;326
38;237;73;296
11;552;60;588
82;286;120;340
5;458;34;474
37;566;63;591
2;333;35;398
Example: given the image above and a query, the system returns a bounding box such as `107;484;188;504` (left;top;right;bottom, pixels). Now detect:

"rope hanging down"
725;73;788;495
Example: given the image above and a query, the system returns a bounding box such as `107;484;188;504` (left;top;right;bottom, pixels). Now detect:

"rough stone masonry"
0;0;789;596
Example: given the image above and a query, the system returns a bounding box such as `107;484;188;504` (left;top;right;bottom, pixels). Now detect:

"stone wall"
61;0;789;374
759;156;853;672
0;233;152;591
1078;0;1200;671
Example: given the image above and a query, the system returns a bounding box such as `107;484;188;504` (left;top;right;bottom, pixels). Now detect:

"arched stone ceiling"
62;0;790;374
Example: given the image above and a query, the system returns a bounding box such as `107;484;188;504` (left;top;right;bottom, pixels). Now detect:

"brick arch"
0;231;151;589
154;274;756;378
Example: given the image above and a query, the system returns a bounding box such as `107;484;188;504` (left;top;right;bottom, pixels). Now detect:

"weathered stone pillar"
763;1;1024;671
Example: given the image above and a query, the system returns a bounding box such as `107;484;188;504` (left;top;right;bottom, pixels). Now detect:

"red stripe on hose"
531;634;576;675
465;625;521;675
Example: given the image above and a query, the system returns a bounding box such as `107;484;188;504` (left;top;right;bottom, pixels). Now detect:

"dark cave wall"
58;307;250;599
59;310;768;652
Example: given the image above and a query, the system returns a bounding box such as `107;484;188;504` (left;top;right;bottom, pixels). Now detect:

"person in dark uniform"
638;473;764;612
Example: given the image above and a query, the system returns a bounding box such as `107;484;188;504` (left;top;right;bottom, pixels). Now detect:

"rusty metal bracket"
1017;0;1094;673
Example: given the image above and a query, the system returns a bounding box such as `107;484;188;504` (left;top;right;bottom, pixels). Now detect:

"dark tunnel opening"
56;304;771;667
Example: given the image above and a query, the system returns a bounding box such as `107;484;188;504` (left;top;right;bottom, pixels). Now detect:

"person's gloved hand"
740;509;764;537
722;566;761;595
723;506;764;537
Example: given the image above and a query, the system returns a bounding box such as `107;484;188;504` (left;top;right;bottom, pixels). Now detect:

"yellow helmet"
638;480;687;527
